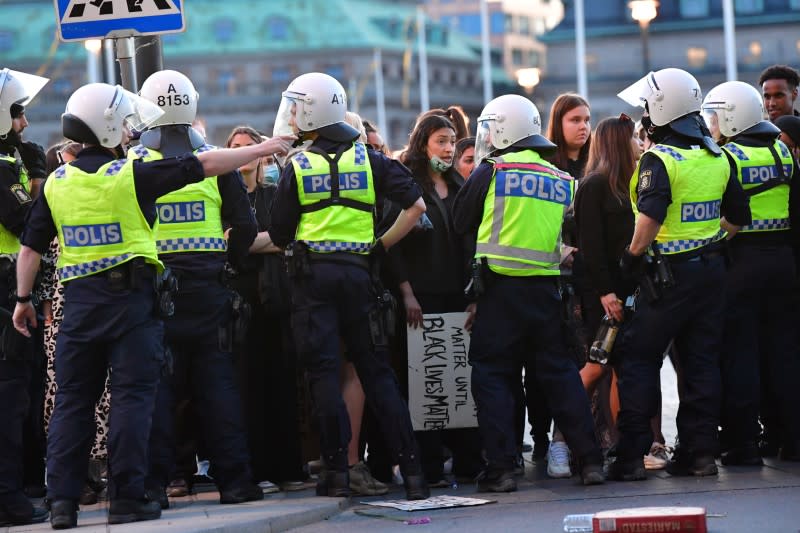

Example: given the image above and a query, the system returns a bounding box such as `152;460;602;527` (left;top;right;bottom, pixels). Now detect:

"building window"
511;49;523;65
324;65;344;80
0;30;14;52
504;14;513;32
518;16;530;35
490;12;504;34
217;70;237;95
212;18;236;43
791;0;800;8
271;67;291;85
735;0;764;14
680;0;709;17
266;16;289;40
457;14;481;36
529;50;541;67
533;18;547;35
687;47;708;69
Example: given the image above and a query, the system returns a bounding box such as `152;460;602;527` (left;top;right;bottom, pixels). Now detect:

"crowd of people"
0;60;799;529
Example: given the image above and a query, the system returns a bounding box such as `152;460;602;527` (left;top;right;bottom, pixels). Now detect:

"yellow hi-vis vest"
292;142;375;254
722;140;793;233
0;154;30;255
475;150;574;276
128;144;227;254
631;144;729;255
44;158;163;282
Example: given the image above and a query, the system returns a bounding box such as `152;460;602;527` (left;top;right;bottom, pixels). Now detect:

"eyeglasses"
619;113;632;122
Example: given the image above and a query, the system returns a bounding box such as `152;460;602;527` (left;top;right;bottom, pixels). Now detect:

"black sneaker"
607;457;647;481
145;487;169;510
476;469;517;493
721;442;763;466
219;482;265;504
666;449;718;477
315;471;351;498
403;474;431;500
0;504;49;527
49;499;78;530
107;498;161;524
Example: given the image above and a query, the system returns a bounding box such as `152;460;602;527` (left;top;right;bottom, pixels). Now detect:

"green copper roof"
1;0;479;68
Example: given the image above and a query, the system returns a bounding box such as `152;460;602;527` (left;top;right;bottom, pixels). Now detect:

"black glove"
619;246;645;281
18;141;46;180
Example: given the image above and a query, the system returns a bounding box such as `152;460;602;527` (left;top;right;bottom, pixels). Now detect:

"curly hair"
758;65;800;89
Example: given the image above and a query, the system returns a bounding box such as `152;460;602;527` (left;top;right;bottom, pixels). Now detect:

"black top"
234;182;278;274
634;133;751;227
725;133;800;248
381;176;466;296
574;173;635;297
161;170;257;276
0;150;32;239
268;138;422;248
21;146;206;254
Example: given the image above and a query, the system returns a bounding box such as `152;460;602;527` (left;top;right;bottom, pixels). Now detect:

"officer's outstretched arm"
378;197;426;250
196;136;294;177
13;245;42;337
628;213;662;256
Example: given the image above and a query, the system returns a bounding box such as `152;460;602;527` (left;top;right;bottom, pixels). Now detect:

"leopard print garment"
42;239;111;461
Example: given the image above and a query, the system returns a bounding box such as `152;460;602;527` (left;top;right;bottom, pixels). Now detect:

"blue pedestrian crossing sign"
53;0;185;42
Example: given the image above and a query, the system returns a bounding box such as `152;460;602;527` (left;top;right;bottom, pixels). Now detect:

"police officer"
0;68;49;527
12;82;286;529
135;69;292;506
452;94;604;492
611;69;752;480
269;72;429;499
702;81;800;464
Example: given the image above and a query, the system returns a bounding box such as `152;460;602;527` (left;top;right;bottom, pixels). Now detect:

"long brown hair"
546;93;591;174
584;116;636;203
401;114;460;193
225;125;264;185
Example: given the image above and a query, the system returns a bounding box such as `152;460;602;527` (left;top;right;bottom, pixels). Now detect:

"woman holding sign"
380;112;483;487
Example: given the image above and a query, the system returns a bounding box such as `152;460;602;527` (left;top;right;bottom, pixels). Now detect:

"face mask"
429;156;451;173
264;163;280;184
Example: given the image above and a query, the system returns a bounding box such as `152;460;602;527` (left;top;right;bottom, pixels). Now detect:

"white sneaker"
643;442;670;470
258;480;280;494
546;441;572;478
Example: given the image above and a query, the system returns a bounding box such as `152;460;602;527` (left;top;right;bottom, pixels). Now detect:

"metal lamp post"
628;0;658;73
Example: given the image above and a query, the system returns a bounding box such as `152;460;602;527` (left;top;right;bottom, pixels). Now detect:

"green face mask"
429;156;451;173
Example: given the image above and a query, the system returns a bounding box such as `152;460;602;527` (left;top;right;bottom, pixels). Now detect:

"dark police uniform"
269;138;425;489
0;140;45;524
21;146;206;505
128;140;261;501
453;148;602;483
720;135;800;462
613;133;751;475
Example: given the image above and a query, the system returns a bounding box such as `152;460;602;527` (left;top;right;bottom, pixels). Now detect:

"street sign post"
53;0;185;42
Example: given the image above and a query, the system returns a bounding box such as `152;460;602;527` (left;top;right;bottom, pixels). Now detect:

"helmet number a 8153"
157;94;191;106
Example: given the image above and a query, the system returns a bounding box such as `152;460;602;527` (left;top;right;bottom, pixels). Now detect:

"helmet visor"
474;120;494;163
0;69;49;107
617;72;657;109
108;86;164;133
273;95;300;138
700;108;722;140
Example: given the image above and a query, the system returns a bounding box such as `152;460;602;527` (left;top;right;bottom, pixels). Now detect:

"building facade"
539;0;800;120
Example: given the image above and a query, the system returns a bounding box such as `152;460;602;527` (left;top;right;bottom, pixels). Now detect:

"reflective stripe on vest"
632;144;729;255
475;150;574;276
128;144;227;254
0;154;29;255
723;140;793;234
44;159;163;282
293;142;375;255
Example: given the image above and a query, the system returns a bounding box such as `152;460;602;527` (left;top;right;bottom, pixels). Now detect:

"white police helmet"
62;83;164;148
139;69;199;127
618;68;703;126
474;94;555;163
273;72;358;142
701;81;777;140
0;68;49;136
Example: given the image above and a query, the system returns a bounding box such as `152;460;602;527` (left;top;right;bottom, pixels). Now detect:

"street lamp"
516;68;541;95
628;0;658;73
